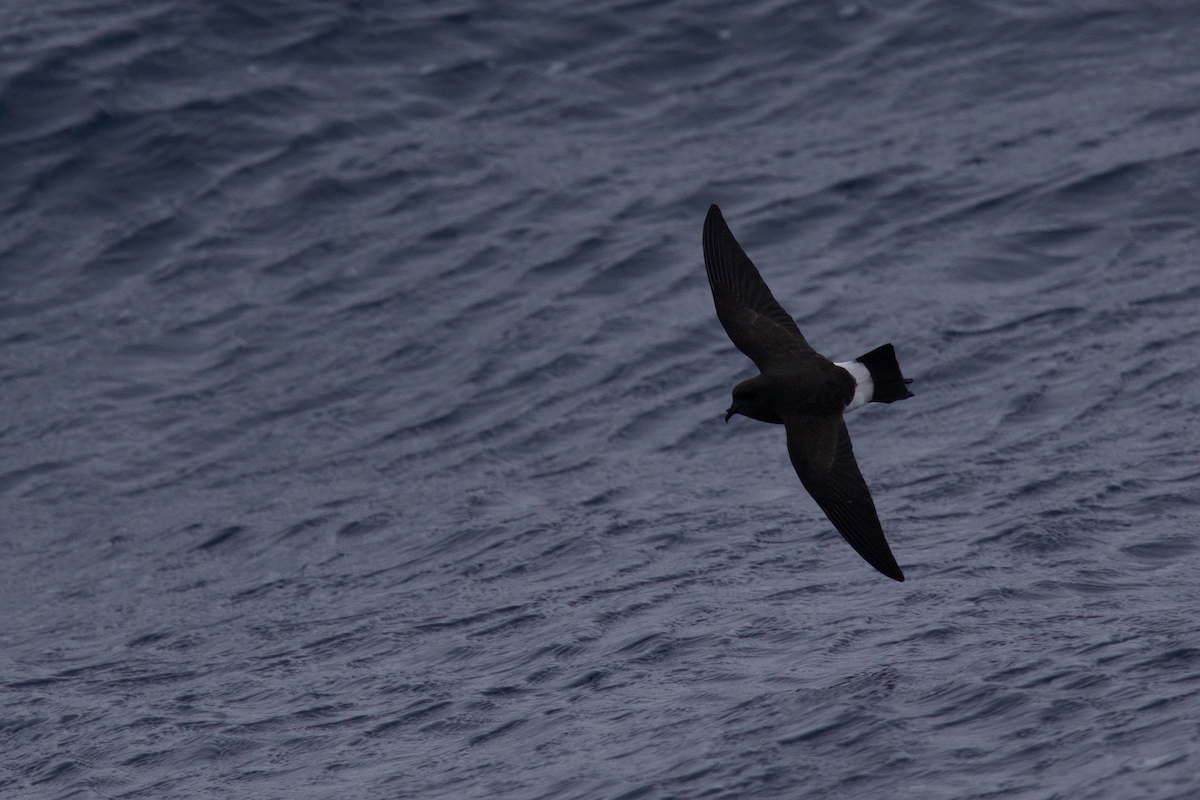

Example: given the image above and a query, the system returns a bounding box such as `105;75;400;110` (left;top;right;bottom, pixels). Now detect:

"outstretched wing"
703;204;818;372
784;415;905;581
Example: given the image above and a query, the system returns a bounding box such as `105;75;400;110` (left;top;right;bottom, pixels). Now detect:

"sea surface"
4;2;1200;798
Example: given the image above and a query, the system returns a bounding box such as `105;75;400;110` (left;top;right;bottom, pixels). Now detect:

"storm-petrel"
703;204;913;581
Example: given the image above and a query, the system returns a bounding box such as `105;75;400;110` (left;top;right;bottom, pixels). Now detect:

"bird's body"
702;204;913;581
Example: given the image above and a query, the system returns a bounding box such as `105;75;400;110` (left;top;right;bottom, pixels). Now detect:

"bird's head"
726;376;779;424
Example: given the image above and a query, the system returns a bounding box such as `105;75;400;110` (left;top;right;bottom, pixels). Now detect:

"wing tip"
861;546;905;581
704;204;725;240
828;520;907;582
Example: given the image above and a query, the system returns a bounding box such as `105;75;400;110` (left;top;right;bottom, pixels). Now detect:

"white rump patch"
835;359;873;412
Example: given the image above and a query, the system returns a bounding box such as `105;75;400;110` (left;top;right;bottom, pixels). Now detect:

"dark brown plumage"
703;204;913;582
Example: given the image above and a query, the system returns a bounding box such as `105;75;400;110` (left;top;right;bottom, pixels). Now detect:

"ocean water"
4;1;1200;797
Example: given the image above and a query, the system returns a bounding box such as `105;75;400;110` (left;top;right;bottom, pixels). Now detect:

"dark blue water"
4;2;1200;797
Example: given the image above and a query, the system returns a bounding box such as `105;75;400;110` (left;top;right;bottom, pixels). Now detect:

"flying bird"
703;204;913;581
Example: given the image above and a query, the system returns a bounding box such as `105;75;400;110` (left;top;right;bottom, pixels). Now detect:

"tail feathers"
856;344;913;404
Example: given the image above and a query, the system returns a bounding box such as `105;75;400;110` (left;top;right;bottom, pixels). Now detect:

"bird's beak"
725;406;736;423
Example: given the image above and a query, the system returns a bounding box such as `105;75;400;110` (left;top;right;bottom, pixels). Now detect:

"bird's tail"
856;344;914;404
